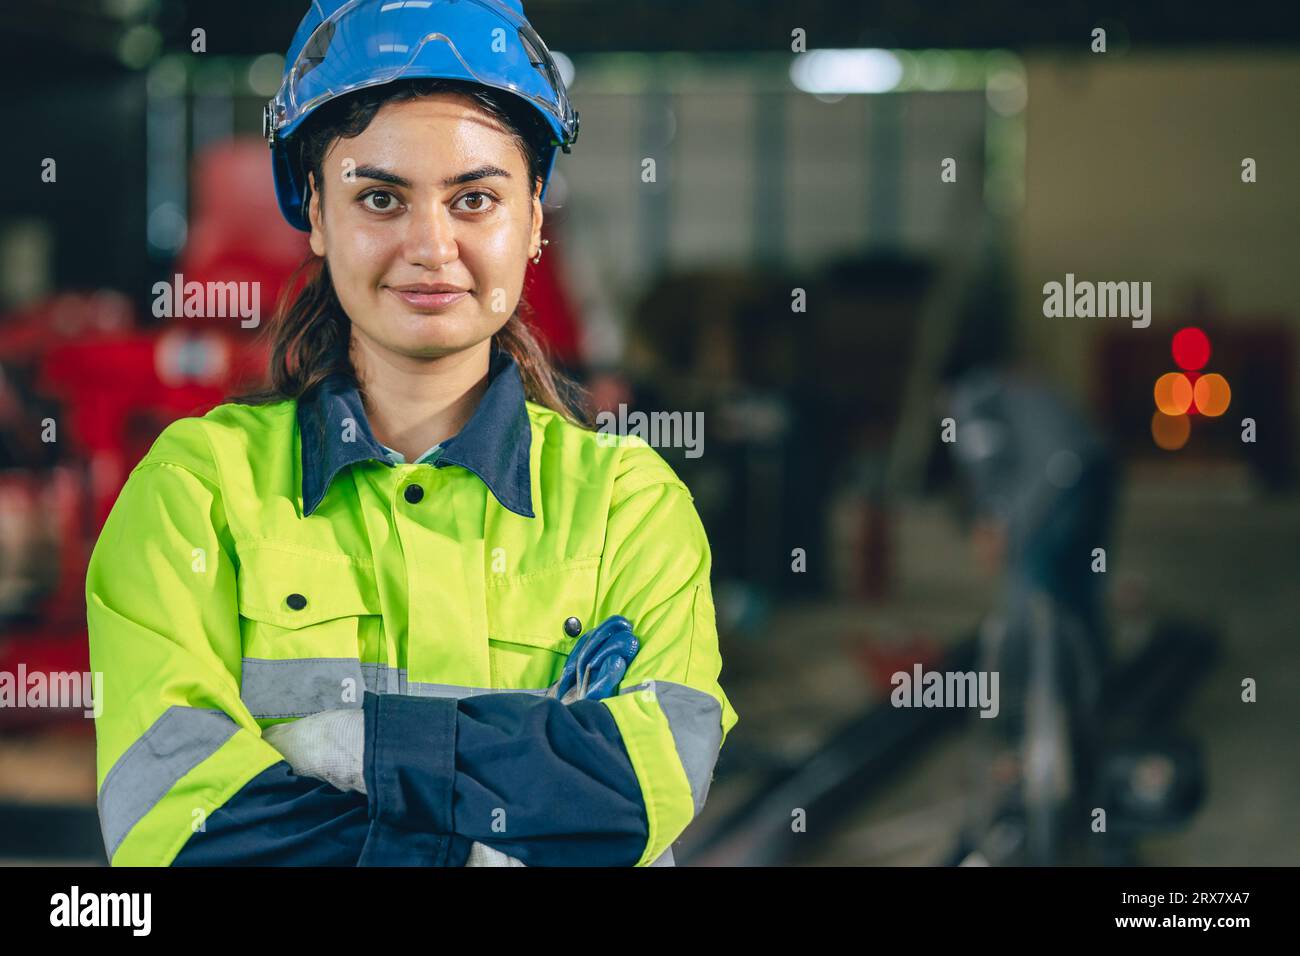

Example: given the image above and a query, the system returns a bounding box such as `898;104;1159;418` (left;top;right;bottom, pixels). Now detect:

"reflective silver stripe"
241;658;365;718
361;662;400;694
650;847;676;866
622;680;723;815
98;706;239;861
241;658;551;717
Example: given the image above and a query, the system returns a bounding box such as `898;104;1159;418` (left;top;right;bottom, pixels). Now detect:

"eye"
360;189;401;213
455;191;497;214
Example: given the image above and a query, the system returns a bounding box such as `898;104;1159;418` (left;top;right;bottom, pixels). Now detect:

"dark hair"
233;77;589;425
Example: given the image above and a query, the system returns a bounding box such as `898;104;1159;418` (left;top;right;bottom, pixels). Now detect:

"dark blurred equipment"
625;269;815;613
685;638;980;866
946;368;1117;624
1100;737;1205;843
1095;619;1214;860
625;256;939;609
946;368;1117;728
954;617;1214;867
942;368;1119;863
685;618;1215;867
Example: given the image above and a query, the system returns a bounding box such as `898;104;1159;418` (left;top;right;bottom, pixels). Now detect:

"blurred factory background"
0;0;1297;866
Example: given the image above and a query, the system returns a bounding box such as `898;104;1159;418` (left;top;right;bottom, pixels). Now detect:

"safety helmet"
263;0;580;231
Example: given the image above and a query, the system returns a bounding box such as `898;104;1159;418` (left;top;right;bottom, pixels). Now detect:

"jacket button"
286;593;307;610
404;484;424;504
563;616;582;638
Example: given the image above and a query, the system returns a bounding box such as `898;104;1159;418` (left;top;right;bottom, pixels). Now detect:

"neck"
352;337;493;463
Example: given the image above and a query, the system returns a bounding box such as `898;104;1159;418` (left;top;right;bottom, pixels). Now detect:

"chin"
387;314;486;355
386;337;470;359
395;330;490;359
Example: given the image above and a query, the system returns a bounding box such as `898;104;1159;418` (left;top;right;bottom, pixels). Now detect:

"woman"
86;0;737;867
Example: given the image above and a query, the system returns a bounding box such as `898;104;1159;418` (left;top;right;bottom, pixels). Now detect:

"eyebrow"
351;164;513;188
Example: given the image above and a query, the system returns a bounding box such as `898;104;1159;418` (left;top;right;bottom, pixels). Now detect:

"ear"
307;171;326;257
528;178;544;259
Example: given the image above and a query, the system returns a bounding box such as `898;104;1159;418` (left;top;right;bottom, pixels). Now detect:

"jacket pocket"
236;544;382;718
485;558;599;687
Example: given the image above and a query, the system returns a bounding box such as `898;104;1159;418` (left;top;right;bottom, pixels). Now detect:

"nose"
404;198;458;270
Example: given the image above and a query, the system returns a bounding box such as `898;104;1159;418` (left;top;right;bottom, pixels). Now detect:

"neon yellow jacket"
86;345;737;866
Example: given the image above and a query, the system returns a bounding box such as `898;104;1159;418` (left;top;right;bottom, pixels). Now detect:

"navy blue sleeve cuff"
452;694;647;866
363;690;458;834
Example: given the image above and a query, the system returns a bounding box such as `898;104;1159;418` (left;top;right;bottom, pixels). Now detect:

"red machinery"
0;291;282;728
0;139;309;728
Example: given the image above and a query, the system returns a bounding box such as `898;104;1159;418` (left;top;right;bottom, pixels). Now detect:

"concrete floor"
1118;465;1300;865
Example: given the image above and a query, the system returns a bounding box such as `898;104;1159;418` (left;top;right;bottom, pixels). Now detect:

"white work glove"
261;708;525;867
466;841;526;867
262;708;367;795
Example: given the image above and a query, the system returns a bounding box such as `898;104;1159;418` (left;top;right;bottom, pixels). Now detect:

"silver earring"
531;238;550;265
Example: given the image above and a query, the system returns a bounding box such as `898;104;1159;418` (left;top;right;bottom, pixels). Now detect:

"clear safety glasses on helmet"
263;0;579;152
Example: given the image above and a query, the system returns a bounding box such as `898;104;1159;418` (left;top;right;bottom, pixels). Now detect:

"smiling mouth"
386;287;472;312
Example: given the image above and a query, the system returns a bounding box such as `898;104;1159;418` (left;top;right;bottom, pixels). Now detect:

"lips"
391;283;468;294
387;284;471;311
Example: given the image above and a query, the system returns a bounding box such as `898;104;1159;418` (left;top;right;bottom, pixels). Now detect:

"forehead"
324;94;524;177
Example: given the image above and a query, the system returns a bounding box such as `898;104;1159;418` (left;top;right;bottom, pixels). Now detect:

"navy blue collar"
297;343;534;519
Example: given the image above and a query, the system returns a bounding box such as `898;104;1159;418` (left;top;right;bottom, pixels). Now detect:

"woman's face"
306;93;543;361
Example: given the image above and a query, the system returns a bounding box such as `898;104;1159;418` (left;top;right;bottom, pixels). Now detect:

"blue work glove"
549;615;639;704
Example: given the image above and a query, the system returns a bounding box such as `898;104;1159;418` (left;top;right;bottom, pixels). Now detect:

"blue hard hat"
264;0;579;231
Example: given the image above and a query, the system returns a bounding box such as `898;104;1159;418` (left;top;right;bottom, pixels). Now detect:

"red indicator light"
1172;327;1211;371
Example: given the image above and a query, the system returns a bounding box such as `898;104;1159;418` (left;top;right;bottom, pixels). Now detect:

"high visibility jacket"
86;343;738;866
